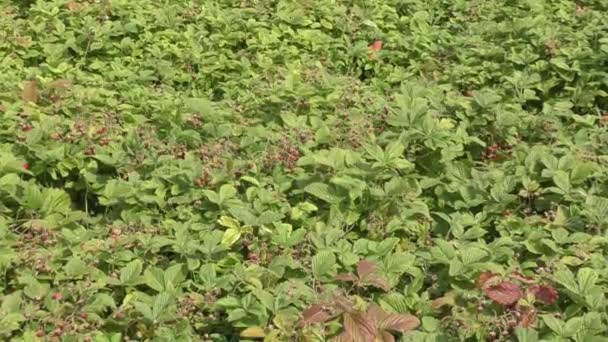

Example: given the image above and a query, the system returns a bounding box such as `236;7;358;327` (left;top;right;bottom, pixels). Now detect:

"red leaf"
528;284;558;305
343;312;377;342
301;304;335;325
22;163;30;170
370;40;383;52
484;281;523;306
510;271;535;284
477;271;499;289
357;260;377;279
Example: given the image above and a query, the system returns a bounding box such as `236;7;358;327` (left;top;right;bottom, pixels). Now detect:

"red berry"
53;292;62;301
22;162;29;170
35;330;44;337
80;312;88;320
96;127;107;135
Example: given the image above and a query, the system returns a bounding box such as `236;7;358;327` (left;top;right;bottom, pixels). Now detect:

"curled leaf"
528;284;558;305
477;271;499;289
510;271;535;284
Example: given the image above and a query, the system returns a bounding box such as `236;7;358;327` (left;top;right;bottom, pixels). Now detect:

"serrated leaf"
120;260;143;285
304;182;341;204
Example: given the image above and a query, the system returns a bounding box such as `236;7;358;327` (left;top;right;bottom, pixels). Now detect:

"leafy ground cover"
1;0;608;341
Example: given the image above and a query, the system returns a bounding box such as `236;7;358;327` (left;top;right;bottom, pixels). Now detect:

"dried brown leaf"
333;331;352;342
336;273;358;282
380;331;395;342
21;80;38;104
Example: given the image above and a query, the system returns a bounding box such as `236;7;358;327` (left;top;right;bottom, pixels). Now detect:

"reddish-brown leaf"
301;304;335;325
336;273;358;282
334;296;355;312
344;312;377;342
364;276;391;292
378;313;420;332
510;271;536;284
333;331;352;342
477;271;499;289
367;304;420;332
528;284;559;305
21;80;38;104
357;260;377;279
484;281;523;306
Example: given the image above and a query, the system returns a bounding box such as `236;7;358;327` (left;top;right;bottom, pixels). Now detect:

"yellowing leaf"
240;326;266;338
221;228;241;246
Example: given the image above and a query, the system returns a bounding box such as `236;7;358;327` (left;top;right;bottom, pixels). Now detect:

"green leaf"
64;257;89;278
541;315;564;335
515;328;539;342
312;251;337;281
304;183;341;204
143;267;166;292
152;292;173;320
119;260;143;285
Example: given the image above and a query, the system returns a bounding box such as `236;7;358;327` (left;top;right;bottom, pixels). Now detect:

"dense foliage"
1;0;608;341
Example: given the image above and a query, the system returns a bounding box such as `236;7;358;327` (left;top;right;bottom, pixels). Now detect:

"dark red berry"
23;162;30;170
